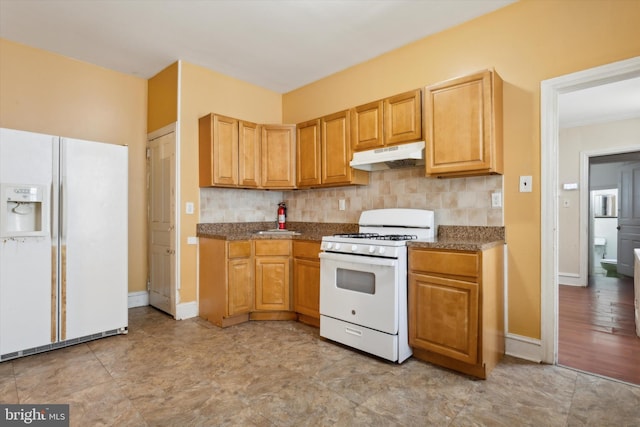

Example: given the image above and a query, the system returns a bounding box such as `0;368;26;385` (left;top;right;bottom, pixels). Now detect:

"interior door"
617;162;640;277
148;131;176;316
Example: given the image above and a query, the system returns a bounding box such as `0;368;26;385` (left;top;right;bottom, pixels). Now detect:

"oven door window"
336;268;375;294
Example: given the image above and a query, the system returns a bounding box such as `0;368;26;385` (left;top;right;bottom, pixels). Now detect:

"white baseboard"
175;301;198;320
128;291;149;308
505;333;542;363
558;273;586;287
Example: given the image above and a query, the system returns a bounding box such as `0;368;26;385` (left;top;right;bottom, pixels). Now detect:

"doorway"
540;56;640;369
147;124;177;317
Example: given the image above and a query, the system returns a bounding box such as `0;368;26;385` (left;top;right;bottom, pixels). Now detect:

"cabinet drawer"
409;249;478;278
293;241;321;259
254;239;290;256
228;241;251;258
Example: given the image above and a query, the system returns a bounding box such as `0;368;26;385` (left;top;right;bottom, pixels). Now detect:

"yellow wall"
283;0;640;339
0;38;149;294
147;62;178;133
178;61;282;303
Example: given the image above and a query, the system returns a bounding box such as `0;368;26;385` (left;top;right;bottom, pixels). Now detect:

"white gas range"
319;208;435;363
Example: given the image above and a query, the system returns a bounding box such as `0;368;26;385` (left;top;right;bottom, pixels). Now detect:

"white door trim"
540;56;640;364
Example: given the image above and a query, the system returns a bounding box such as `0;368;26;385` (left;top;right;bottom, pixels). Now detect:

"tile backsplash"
200;166;503;226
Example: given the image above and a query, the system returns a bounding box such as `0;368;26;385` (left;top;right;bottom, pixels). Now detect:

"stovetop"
333;233;419;241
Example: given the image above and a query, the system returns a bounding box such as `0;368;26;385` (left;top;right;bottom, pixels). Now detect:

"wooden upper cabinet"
199;114;238;187
296;119;322;187
351;89;422;152
384;89;423;146
238;120;261;188
351;100;384;152
261;124;296;189
425;69;503;177
322;110;356;186
296;113;368;189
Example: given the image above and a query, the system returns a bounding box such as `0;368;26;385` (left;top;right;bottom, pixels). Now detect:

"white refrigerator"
0;128;128;360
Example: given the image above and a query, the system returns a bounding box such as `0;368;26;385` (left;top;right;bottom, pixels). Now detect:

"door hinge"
146;279;151;291
146;147;151;159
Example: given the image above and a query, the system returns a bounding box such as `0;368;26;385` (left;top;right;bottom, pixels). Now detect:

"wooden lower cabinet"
199;239;253;328
252;240;296;320
408;246;504;379
292;240;321;327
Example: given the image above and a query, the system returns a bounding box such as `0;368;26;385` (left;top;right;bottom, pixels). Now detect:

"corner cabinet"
408;245;504;379
253;240;294;316
296;111;368;189
199;239;253;328
351;89;422;152
424;70;503;177
261;125;296;189
293;240;321;327
198;114;261;188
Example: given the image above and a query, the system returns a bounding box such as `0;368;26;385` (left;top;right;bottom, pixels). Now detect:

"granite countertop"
196;221;358;241
197;222;505;251
408;225;505;251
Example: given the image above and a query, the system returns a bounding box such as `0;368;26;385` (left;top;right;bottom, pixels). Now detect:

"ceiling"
559;76;640;128
2;0;638;127
0;0;515;93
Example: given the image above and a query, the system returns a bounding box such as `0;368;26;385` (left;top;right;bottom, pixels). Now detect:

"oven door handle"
319;251;397;267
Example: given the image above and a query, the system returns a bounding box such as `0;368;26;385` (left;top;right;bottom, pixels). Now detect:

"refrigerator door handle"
50;246;57;343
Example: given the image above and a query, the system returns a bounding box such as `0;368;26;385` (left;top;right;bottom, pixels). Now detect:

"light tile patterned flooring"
1;306;639;426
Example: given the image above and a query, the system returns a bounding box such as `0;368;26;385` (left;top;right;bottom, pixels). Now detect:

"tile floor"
1;306;639;426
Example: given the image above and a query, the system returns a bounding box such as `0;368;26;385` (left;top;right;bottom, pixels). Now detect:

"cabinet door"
238;120;261;188
293;240;321;319
293;258;320;318
321;110;353;185
409;272;479;365
261;125;296;189
384;89;422;146
228;257;253;315
351;100;384;152
198;238;227;323
425;70;502;176
296;119;322;188
255;256;290;311
199;114;238;187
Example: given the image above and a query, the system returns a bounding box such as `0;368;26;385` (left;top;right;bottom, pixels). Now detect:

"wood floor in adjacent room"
559;274;640;385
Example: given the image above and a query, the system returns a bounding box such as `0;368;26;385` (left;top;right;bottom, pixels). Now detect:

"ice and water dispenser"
0;183;49;238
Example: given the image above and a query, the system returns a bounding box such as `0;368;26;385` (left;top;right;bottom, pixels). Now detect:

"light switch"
519;176;532;193
185;202;194;214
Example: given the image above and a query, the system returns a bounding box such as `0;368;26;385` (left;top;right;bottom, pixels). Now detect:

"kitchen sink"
255;229;301;236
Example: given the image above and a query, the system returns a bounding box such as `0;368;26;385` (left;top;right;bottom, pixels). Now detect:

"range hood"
350;141;425;171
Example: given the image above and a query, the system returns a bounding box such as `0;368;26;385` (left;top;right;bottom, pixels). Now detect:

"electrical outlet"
519;176;532;193
339;199;346;211
185;202;194;214
491;192;502;208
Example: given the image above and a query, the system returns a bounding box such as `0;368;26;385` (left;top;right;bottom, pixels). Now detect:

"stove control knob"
368;246;376;253
335;243;341;250
325;242;333;250
378;247;386;255
351;244;358;252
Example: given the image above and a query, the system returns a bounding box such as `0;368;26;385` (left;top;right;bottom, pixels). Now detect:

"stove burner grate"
333;233;380;238
376;234;418;241
333;233;418;241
